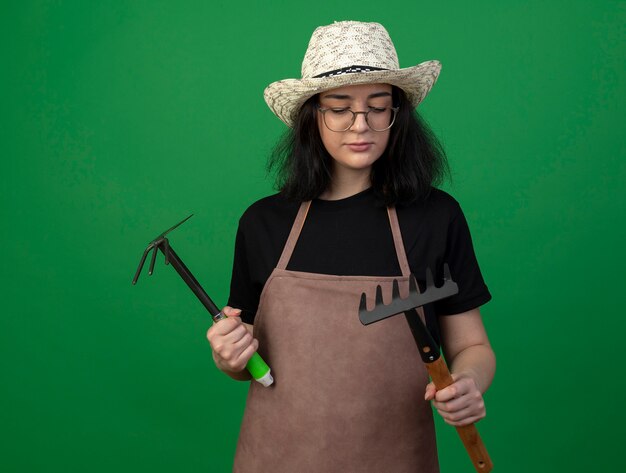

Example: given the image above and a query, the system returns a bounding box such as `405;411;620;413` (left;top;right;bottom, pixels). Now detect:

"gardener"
207;20;495;473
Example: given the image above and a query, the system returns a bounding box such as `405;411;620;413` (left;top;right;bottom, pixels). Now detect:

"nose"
350;111;369;132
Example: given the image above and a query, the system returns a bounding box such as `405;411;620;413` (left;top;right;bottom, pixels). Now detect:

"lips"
346;142;373;152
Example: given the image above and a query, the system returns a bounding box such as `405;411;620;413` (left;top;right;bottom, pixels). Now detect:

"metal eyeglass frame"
317;106;400;132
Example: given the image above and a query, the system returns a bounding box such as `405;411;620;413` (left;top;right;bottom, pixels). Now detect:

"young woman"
207;21;495;473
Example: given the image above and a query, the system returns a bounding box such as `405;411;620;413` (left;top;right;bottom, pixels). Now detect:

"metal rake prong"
409;274;419;294
443;263;452;281
132;243;155;285
375;284;384;306
391;279;400;301
148;241;159;276
425;267;434;289
359;292;368;313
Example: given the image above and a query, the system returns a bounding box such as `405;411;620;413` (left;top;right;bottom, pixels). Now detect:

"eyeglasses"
317;106;399;132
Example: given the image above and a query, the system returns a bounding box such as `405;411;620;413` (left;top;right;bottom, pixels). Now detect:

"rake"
359;264;493;472
132;214;273;387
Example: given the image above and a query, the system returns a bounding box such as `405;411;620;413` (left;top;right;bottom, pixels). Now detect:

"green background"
2;1;624;471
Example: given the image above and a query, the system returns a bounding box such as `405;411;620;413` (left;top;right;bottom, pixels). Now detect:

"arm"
424;307;495;426
206;306;257;382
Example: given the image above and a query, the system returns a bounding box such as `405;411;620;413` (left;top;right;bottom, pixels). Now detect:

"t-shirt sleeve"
227;224;258;324
434;206;492;315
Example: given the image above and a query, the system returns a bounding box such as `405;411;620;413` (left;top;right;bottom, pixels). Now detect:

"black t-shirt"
227;187;491;342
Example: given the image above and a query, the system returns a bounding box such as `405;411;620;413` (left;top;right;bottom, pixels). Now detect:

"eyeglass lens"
321;108;397;132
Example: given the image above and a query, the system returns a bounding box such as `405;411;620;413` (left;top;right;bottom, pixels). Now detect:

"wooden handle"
426;357;493;472
455;424;493;472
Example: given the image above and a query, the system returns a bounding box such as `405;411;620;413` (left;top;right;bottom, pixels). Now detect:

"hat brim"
264;60;441;127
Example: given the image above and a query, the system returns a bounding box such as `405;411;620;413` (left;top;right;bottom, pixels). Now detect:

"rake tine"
409;274;419;295
148;241;159;276
375;284;384;306
132;244;154;285
425;267;435;289
443;263;452;281
359;292;368;312
391;279;400;301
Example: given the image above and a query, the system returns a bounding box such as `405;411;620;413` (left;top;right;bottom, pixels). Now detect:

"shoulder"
394;188;469;255
396;188;462;224
240;193;300;223
238;192;300;234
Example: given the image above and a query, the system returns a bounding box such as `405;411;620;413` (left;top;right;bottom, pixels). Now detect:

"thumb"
222;306;242;318
424;381;436;401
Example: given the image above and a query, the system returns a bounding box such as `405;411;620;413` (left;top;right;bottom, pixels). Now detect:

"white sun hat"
264;21;442;127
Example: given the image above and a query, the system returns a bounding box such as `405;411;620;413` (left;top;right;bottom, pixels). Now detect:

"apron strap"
276;201;312;270
387;206;424;329
387;207;411;278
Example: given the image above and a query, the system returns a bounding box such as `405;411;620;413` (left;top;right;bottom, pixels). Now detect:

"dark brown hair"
267;86;450;205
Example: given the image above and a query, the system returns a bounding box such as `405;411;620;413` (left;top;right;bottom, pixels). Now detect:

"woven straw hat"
264;21;441;127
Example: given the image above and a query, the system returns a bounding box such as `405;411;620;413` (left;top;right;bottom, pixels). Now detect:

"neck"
319;166;372;201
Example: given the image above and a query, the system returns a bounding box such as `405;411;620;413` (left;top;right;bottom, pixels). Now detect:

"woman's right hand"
206;306;258;376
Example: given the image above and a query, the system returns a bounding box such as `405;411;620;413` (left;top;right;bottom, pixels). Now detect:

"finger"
213;328;254;359
435;395;485;420
438;403;468;422
208;324;249;355
434;384;460;402
238;338;259;362
210;317;243;336
215;334;254;367
220;323;250;345
229;331;255;355
434;387;483;412
434;377;473;402
435;390;485;411
229;339;259;372
438;403;477;423
433;396;471;414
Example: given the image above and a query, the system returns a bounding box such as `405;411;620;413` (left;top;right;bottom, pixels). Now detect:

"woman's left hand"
424;372;486;427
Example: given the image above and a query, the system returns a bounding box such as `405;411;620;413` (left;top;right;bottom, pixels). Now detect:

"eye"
329;108;350;115
368;107;387;114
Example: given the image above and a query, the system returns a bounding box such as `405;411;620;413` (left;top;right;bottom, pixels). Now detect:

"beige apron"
233;201;438;473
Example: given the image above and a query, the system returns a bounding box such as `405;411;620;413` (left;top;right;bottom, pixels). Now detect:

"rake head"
131;214;193;285
358;264;459;325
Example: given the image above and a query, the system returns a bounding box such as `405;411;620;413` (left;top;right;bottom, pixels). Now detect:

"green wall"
2;1;624;471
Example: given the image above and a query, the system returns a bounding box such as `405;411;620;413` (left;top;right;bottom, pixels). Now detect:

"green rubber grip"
246;352;271;380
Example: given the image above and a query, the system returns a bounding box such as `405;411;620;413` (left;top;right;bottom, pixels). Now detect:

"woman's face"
317;83;393;175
